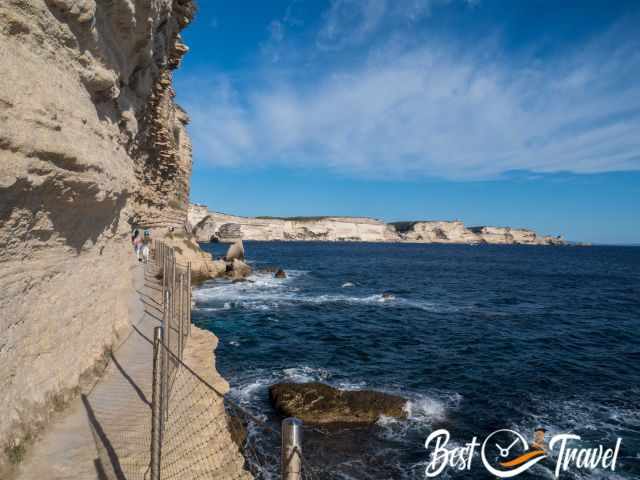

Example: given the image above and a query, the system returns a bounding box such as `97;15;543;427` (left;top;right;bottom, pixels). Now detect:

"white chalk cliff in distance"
188;205;565;245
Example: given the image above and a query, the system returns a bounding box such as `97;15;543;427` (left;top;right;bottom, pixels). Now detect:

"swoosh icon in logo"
481;429;547;478
499;449;546;468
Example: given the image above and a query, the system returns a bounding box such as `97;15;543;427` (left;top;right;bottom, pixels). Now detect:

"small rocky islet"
269;382;408;425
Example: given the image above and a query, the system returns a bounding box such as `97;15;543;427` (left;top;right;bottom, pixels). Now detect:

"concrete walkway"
18;262;162;480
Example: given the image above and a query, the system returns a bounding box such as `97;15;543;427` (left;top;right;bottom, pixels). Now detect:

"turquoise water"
193;242;640;479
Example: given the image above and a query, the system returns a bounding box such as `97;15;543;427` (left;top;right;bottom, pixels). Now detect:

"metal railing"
149;241;318;480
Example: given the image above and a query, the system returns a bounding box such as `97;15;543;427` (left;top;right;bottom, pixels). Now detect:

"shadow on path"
111;354;150;407
82;395;127;480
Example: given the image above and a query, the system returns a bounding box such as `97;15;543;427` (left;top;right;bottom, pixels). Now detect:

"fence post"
167;251;173;352
178;273;184;360
171;250;176;328
187;262;191;337
162;289;170;424
281;418;303;480
151;327;163;480
162;244;167;299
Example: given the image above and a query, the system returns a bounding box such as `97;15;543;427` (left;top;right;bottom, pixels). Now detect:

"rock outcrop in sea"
0;1;240;474
269;383;408;424
188;205;566;245
161;231;228;282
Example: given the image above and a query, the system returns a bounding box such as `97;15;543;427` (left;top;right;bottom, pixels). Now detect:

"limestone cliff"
0;0;196;466
188;202;210;230
392;221;480;243
191;210;401;243
393;222;564;245
467;226;564;245
189;205;566;246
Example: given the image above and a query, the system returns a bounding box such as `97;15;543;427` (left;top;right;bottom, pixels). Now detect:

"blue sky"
175;0;640;244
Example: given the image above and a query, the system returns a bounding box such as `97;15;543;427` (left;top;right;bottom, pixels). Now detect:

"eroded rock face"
230;259;252;280
0;0;196;465
468;226;564;245
393;221;481;243
269;383;407;424
188;203;210;230
193;215;219;242
160;231;227;283
190;208;402;242
225;240;245;261
190;205;566;245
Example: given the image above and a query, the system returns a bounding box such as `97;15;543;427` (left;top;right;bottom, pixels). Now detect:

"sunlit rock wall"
0;0;195;463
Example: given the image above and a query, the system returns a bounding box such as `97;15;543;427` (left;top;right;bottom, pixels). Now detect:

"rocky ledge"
269;382;407;425
161;233;251;283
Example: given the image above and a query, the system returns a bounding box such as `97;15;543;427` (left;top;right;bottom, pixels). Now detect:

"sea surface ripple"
193;242;640;479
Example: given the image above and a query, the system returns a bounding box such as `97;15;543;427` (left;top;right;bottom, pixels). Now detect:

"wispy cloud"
316;0;387;50
316;0;464;50
179;6;640;180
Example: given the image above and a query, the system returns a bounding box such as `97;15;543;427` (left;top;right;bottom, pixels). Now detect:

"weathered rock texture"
225;240;245;261
191;210;400;243
0;0;197;471
188;202;209;230
161;231;227;282
467;226;565;245
393;222;565;245
393;221;480;243
160;232;252;284
188;205;566;245
269;383;408;424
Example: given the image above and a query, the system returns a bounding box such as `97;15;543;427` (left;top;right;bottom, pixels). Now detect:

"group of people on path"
131;228;151;263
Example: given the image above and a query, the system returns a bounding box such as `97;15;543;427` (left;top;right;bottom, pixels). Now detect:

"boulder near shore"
225;240;245;261
160;233;252;283
269;382;407;424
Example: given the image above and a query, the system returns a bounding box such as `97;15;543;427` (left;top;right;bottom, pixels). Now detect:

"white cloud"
180;15;640;180
317;0;388;50
315;0;461;50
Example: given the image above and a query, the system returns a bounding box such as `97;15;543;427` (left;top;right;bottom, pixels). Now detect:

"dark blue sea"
193;242;640;479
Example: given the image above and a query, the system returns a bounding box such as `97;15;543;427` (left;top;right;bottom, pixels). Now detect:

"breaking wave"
194;271;457;313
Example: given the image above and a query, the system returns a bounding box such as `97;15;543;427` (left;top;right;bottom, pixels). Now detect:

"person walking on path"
133;233;143;262
141;236;150;263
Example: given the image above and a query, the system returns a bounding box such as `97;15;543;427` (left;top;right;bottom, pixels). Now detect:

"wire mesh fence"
150;241;321;480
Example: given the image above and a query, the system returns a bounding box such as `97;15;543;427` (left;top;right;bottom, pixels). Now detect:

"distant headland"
188;204;567;246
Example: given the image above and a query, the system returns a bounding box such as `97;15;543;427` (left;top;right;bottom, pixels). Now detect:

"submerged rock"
256;266;278;273
269;382;407;424
226;412;248;448
232;278;254;284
